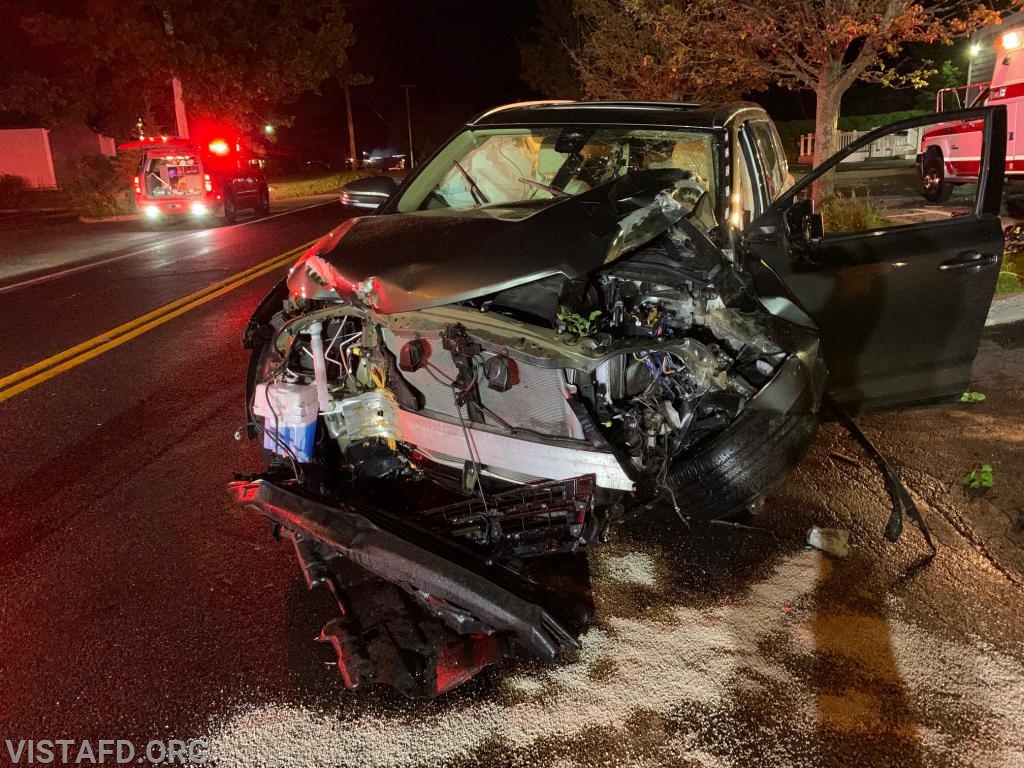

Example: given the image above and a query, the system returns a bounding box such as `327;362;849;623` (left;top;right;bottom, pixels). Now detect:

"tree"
519;0;586;99
0;0;358;138
915;59;963;109
568;0;1008;195
572;0;750;102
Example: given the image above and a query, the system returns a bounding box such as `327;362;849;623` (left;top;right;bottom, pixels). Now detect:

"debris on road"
806;526;851;557
602;552;658;588
964;463;995;491
202;552;1024;768
829;450;861;466
960;390;987;403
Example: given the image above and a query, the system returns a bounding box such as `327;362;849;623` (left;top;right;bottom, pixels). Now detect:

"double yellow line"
0;240;315;405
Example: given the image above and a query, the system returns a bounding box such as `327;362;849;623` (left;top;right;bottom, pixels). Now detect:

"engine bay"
247;220;807;562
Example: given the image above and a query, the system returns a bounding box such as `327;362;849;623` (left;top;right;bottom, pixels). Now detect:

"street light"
966;41;982;88
264;124;275;136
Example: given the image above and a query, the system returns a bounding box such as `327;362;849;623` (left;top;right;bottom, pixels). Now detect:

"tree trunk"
811;80;842;205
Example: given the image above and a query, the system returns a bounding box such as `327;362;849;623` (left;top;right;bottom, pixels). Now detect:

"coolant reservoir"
252;381;319;462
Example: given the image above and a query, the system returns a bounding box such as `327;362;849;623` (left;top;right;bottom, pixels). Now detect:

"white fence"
798;126;922;164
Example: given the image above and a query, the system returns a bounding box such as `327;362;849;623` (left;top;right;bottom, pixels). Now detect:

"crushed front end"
231;170;826;696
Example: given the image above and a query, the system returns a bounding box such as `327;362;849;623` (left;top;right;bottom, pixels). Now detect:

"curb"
78;213;143;224
0;207;74;214
985;293;1024;326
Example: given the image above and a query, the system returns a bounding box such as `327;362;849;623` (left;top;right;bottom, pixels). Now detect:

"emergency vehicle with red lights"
119;135;269;224
919;24;1024;201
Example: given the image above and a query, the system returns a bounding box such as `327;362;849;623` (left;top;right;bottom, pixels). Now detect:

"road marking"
0;198;338;296
0;240;314;404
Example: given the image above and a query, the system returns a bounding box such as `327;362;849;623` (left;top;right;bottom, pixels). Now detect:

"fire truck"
919;19;1024;201
119;135;269;225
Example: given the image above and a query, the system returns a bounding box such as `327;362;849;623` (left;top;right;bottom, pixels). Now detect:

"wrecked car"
230;101;1005;696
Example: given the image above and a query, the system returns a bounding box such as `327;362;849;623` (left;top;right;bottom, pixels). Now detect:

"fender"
242;277;289;350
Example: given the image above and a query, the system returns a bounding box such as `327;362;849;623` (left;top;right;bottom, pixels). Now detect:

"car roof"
469;100;766;130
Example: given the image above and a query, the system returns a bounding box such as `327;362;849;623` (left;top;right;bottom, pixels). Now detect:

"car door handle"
938;252;997;271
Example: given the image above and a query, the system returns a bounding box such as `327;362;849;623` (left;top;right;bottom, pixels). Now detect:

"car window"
795;114;984;235
747;120;789;201
143;152;202;197
735;126;766;227
395;126;720;223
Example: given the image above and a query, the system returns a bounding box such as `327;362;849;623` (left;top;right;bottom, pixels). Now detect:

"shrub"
819;191;893;232
58;154;135;217
0;173;28;202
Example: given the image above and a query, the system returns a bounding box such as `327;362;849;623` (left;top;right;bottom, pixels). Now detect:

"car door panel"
775;215;1002;410
743;106;1005;413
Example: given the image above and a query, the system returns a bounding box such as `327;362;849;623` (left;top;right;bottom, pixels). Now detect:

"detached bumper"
228;479;579;662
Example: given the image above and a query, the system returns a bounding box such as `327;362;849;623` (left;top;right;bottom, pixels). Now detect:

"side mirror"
784;199;823;263
802;211;824;243
340;175;398;211
786;199;823;240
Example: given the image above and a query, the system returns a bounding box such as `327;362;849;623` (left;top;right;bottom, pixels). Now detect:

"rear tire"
921;151;953;203
222;194;237;225
665;409;818;521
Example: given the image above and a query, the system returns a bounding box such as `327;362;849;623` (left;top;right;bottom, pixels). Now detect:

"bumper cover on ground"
228;479;580;663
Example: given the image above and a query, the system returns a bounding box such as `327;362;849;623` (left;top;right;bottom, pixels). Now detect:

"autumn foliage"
528;0;1010;171
0;0;358;138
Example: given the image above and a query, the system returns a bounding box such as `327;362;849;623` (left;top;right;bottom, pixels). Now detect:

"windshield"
395;126;720;215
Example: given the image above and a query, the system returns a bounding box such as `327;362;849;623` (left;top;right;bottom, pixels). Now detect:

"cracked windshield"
397;128;717;214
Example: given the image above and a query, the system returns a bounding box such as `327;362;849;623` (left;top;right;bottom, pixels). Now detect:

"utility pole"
344;82;357;169
400;84;415;168
171;77;189;139
163;12;189;138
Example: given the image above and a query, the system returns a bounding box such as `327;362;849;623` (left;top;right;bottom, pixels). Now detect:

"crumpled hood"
297;169;702;313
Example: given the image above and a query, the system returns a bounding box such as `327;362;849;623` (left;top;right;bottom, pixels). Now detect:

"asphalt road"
0;204;1022;768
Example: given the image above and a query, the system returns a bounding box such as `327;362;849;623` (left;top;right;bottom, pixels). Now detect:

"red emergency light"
207;139;231;156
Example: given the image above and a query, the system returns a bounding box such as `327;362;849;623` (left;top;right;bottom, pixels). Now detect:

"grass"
997;250;1024;295
268;170;377;199
0;187;74;211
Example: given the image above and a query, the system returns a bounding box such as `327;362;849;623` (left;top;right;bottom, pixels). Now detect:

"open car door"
742;107;1005;412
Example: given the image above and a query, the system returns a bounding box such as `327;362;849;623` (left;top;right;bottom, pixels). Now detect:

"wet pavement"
0;205;1022;767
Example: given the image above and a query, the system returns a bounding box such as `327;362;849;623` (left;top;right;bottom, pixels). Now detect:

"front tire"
256;186;270;217
922;151;953;203
665;410;819;521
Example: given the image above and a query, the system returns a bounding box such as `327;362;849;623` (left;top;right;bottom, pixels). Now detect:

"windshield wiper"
453;160;489;205
518;178;569;198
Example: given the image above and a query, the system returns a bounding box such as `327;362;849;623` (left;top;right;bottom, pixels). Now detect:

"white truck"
919;22;1024;201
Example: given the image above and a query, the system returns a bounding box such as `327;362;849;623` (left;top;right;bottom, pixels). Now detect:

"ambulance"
919;19;1024;201
120;135;269;225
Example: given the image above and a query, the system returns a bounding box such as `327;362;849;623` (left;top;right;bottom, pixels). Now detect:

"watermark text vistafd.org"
4;739;209;765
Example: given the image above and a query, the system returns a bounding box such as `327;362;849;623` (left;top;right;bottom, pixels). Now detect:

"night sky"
277;0;540;168
274;0;935;169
